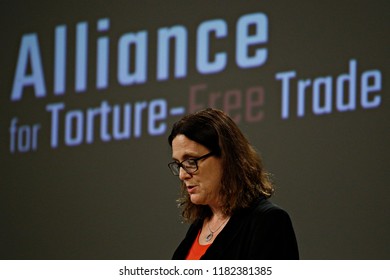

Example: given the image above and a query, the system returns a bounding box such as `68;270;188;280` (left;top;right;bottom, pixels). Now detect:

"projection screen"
0;0;389;259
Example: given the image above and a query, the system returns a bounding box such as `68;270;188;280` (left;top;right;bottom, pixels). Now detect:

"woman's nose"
179;167;192;180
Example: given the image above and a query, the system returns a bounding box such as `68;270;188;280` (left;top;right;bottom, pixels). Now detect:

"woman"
167;108;299;259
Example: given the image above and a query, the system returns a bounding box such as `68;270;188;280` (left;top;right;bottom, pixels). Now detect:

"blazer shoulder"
252;197;286;214
249;198;294;225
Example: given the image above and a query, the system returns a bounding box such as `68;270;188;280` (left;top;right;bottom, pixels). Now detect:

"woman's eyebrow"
172;152;198;161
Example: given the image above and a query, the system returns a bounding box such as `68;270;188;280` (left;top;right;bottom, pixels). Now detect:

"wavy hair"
168;108;274;223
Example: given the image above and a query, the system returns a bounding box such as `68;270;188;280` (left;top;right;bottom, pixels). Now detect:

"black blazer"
172;197;299;259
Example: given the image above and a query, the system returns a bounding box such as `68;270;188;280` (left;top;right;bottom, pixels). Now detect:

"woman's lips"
187;185;196;194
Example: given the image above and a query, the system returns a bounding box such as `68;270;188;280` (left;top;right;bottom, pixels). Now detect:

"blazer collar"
202;197;266;259
175;196;267;259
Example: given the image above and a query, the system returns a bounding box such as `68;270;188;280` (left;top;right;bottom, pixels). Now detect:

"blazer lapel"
172;219;202;259
201;208;249;259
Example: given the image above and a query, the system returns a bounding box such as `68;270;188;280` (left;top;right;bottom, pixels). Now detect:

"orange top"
185;230;212;260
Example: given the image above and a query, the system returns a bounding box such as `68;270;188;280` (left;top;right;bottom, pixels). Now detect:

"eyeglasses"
168;152;214;176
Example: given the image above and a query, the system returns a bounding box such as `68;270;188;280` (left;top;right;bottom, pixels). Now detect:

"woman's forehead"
171;135;209;159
